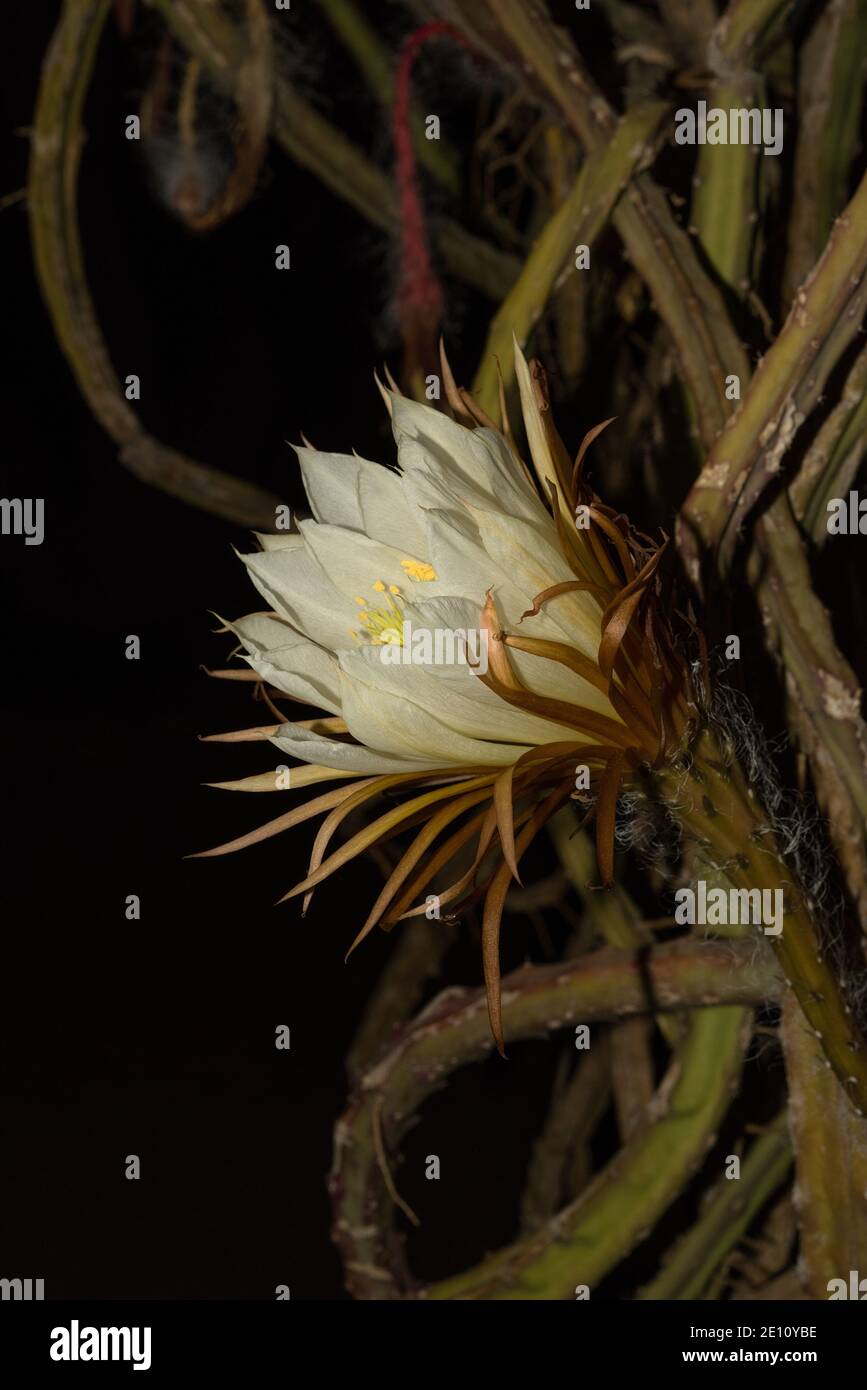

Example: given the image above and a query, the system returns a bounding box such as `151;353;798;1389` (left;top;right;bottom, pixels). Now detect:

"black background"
3;0;864;1304
0;1;583;1300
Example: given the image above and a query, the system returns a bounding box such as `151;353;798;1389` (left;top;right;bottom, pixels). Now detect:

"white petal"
337;658;529;766
391;593;614;718
240;544;358;652
223;612;296;651
355;463;428;556
296;447;366;530
340;643;576;748
463;502;603;661
420;509;559;635
297;520;436;603
391;396;545;523
269;722;436;773
221;614;343;713
252;531;303;552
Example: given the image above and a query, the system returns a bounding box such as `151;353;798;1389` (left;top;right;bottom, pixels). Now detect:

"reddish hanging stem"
393;23;471;375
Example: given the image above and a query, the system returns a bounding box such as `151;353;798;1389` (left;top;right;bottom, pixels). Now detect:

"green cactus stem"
681;163;867;571
637;1111;791;1299
330;940;778;1299
781;996;867;1297
427;1006;751;1299
655;724;867;1118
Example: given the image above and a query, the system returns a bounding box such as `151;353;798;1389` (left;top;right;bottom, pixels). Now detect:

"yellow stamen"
353;583;407;646
400;558;437;582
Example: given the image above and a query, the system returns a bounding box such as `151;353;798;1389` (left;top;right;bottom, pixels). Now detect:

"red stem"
393;22;470;333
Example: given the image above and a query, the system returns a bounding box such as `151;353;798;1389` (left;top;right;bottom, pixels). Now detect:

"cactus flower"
198;343;691;1049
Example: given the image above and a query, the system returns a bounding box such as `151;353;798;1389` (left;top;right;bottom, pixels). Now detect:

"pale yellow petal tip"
373;370;394;418
383;362;403;396
208;609;233;635
512;333;531;380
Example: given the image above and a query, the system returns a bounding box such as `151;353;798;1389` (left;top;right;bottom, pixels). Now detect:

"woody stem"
655;725;867;1116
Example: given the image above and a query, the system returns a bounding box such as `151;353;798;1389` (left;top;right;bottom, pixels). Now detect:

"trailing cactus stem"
657;727;867;1116
691;81;759;293
426;1006;750;1300
637;1111;792;1300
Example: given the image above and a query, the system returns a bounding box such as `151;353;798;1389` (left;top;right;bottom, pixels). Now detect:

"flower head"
197;343;693;1050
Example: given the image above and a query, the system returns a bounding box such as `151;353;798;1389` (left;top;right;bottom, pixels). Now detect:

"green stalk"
519;1038;611;1232
331;940;777;1299
708;0;795;66
691;79;760;294
783;0;867;302
681;163;867;569
657;725;867;1117
683;5;867;939
428;1007;750;1299
782;996;867;1297
750;501;867;931
793;339;867;544
464;0;750;450
637;1112;792;1299
673;0;867;937
548;817;651;951
550;815;684;1047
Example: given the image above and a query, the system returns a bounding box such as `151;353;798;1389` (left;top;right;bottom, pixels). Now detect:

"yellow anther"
400;558;437;582
351;581;407;646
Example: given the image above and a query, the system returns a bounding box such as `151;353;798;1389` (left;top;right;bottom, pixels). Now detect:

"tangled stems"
331;942;774;1300
426;1006;751;1300
657;725;867;1117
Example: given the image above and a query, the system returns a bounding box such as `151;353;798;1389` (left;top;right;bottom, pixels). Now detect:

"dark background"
3;0;863;1302
0;1;585;1300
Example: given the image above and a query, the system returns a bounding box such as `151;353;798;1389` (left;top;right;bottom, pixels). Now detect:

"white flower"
198;344;686;1051
231;393;623;775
